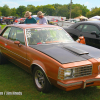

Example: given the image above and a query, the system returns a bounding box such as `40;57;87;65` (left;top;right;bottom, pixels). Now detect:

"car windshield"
26;27;74;45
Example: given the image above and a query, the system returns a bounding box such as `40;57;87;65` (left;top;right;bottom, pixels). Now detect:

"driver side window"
82;25;100;35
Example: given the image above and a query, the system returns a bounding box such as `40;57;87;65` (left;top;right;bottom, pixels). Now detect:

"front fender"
31;60;47;75
31;60;51;84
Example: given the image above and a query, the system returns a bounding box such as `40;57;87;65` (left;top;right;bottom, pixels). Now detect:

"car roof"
7;24;59;29
78;21;100;24
69;21;100;28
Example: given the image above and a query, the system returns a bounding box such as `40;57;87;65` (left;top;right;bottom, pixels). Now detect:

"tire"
0;53;7;65
32;67;52;93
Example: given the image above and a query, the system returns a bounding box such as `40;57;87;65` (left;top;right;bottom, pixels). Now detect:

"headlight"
58;67;75;80
64;69;72;77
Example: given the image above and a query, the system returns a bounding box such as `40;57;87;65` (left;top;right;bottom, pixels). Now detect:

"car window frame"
81;24;100;35
8;27;25;45
75;24;84;31
1;26;12;39
1;26;25;45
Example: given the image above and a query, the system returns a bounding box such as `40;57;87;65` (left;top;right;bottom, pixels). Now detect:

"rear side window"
2;27;11;39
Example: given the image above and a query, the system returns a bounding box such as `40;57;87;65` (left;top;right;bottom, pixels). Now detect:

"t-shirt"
39;17;48;24
24;17;37;24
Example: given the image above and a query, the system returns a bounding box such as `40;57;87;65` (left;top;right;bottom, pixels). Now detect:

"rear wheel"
32;67;52;93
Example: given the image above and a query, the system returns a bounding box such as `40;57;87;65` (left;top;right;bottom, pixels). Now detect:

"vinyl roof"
8;24;59;29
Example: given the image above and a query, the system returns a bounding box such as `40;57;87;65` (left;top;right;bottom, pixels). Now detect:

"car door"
80;24;100;48
0;26;28;70
69;24;84;40
0;27;12;57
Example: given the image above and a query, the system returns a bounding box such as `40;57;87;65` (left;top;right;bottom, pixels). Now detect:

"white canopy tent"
90;15;100;20
88;18;99;21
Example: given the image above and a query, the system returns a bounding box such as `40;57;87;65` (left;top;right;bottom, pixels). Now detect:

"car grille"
74;65;92;78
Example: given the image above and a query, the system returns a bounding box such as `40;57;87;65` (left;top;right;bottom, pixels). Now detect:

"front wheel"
32;67;52;93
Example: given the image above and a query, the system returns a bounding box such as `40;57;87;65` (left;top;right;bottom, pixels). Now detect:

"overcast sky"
0;0;99;10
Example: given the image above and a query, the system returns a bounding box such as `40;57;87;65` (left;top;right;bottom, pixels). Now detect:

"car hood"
29;42;100;64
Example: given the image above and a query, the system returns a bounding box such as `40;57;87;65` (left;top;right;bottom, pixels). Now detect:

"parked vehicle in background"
57;19;78;28
64;21;100;49
1;24;100;93
14;18;26;24
57;20;74;28
48;18;58;25
2;17;14;25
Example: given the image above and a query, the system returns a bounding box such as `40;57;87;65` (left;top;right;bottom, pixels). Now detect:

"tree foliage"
1;4;11;16
0;3;100;19
16;6;26;17
86;7;100;18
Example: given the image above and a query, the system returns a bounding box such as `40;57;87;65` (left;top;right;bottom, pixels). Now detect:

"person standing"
24;11;37;24
37;11;48;24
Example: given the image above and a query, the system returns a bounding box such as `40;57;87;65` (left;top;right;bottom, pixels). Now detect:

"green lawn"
0;25;6;29
0;62;100;100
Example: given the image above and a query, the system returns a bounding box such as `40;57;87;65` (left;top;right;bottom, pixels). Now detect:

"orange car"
1;24;100;93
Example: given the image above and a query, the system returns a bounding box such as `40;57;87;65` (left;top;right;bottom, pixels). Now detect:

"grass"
0;25;6;29
0;62;100;100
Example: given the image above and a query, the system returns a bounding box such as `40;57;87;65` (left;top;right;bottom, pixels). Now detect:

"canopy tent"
88;18;99;21
90;15;100;20
74;15;88;19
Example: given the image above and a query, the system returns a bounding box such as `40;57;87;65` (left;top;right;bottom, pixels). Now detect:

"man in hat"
24;11;37;24
37;11;48;24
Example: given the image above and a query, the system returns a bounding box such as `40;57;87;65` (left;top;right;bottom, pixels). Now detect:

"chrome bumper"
57;78;100;89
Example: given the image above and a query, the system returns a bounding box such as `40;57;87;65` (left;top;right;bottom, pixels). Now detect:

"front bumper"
57;74;100;91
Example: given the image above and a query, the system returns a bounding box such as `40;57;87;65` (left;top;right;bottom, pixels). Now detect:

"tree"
57;5;69;18
71;6;82;18
1;4;11;16
42;4;55;16
71;4;89;17
34;5;43;14
11;8;18;16
86;7;100;18
0;7;2;16
16;6;26;17
26;5;36;15
52;3;62;16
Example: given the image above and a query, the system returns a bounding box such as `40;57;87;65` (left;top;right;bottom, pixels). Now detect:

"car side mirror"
14;41;22;47
91;31;99;38
91;31;96;35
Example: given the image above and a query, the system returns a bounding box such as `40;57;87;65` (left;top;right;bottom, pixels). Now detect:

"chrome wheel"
33;67;52;93
35;70;45;89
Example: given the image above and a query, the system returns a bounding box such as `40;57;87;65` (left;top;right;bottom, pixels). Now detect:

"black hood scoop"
63;46;89;55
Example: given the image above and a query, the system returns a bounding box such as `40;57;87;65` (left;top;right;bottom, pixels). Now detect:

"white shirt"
39;17;48;24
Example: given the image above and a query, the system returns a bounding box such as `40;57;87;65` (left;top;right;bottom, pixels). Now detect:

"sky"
0;0;100;10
